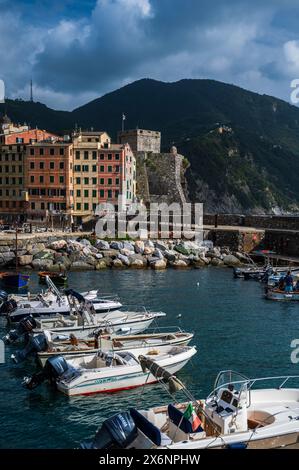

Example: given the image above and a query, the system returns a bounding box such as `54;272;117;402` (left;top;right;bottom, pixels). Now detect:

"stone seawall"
0;233;247;271
204;213;299;230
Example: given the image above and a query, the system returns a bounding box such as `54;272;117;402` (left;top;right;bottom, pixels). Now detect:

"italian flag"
183;403;202;432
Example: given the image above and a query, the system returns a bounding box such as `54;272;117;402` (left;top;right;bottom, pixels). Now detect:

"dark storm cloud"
1;0;299;108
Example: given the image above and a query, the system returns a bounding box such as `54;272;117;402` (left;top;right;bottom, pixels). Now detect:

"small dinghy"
0;272;30;289
13;329;194;366
38;271;68;287
265;287;299;301
23;345;196;396
81;369;299;449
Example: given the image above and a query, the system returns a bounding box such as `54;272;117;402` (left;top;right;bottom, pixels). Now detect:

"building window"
92;151;97;160
50;176;54;183
108;178;112;185
76;190;81;197
108;166;112;172
50;161;55;170
75;151;80;159
40;162;44;170
30;162;34;169
74;165;81;172
84;151;88;160
59;176;64;184
30;148;34;156
108;190;112;199
115;154;120;160
92;190;97;198
76;203;81;210
115;190;119;198
41;202;45;210
115;165;120;173
31;202;35;210
116;178;119;185
40;175;44;183
39;148;44;156
84;177;89;185
30;176;34;183
108;154;112;160
19;177;22;184
100;154;104;160
60;148;64;156
76;177;81;184
92;165;97;172
60;162;64;170
100;189;104;197
84;203;89;210
84;190;89;197
82;165;89;172
100;165;104;172
50;148;55;155
92;177;97;185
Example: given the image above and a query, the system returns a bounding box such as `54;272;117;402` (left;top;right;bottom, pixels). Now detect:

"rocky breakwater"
0;236;248;271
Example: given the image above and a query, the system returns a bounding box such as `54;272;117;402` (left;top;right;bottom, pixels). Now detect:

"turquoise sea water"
0;268;298;448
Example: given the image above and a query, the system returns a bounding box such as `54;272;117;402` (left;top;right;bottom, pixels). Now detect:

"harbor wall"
203;213;299;230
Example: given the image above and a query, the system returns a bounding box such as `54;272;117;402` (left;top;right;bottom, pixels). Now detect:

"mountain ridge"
1;78;299;213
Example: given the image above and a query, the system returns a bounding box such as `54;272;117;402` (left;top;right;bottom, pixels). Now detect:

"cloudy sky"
1;0;299;110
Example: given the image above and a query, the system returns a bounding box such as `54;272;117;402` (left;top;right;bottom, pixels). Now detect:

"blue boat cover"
130;408;161;446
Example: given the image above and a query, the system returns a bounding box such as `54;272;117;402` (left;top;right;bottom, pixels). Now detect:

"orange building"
0;116;59;220
25;141;74;223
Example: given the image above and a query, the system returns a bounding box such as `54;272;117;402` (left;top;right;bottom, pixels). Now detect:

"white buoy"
177;314;182;319
197;282;200;286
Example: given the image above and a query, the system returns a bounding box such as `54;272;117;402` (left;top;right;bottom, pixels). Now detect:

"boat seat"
129;408;171;448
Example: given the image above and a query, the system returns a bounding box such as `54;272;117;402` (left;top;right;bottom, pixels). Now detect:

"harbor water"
0;267;298;448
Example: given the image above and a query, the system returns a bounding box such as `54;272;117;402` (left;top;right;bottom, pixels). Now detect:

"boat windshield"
211;370;250;401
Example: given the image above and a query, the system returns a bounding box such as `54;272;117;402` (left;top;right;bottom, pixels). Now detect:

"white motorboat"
23;346;197;396
88;370;299;449
3;289;122;324
35;329;194;366
29;309;166;340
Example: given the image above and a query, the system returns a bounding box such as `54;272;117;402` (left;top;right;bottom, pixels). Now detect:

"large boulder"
151;259;167;270
153;248;164;260
131;259;145;269
118;254;130;266
155;241;168;252
174;244;190;256
144;246;155;255
144;240;155;248
95;239;110;250
164;250;177;262
18;255;33;266
223;254;241;267
211;258;224;267
110;241;124;250
71;260;94;270
31;259;54;270
96;260;108;270
134;240;145;254
33;250;54;260
194;258;206;268
112;259;124;268
123;241;135;252
79;238;92;247
172;259;189;269
48;240;67;250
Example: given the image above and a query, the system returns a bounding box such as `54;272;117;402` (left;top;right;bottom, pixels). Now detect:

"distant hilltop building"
118;129;161;153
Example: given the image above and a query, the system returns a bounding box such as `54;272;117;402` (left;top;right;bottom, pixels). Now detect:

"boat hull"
0;273;30;289
37;333;193;366
57;349;195;396
266;290;299;301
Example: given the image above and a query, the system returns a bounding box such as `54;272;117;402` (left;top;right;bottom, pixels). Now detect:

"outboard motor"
3;315;37;344
23;355;70;390
80;412;137;449
11;333;48;364
0;298;18;316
